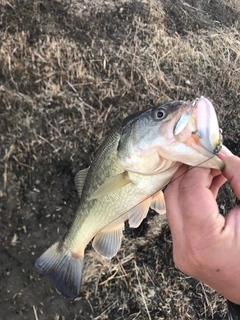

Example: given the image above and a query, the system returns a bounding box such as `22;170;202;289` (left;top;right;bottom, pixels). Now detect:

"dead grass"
0;0;240;319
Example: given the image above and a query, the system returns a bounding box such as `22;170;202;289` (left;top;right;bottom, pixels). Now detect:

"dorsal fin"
74;168;89;197
89;172;131;200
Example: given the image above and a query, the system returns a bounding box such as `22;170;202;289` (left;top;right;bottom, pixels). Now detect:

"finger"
165;164;190;196
218;145;234;159
222;156;240;198
164;165;189;237
177;167;225;239
168;164;190;189
210;171;227;198
211;168;222;178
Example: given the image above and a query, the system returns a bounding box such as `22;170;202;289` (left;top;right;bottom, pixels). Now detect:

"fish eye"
153;108;167;120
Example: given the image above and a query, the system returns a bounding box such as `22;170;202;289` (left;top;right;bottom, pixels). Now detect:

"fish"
35;96;224;300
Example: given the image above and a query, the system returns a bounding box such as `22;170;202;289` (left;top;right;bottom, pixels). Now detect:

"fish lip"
194;97;223;154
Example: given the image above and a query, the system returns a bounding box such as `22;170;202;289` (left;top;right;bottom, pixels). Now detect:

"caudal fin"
35;241;84;300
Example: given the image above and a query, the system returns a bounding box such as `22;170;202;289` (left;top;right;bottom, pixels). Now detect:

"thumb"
221;155;240;198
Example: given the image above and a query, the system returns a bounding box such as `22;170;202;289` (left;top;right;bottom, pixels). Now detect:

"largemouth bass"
35;97;224;300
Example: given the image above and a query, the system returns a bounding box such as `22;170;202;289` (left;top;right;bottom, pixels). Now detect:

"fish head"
118;97;224;174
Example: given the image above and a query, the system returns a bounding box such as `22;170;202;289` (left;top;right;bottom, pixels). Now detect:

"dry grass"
1;0;240;319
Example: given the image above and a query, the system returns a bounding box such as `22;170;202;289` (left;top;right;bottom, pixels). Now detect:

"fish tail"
35;241;84;300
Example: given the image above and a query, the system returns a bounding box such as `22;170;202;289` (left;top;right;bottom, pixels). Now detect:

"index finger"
174;167;225;242
164;164;189;237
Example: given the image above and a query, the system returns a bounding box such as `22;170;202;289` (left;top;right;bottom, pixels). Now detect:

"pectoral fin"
92;224;124;259
128;197;152;228
150;190;166;214
74;168;89;197
89;172;131;200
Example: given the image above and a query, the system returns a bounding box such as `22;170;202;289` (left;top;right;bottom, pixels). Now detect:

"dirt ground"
0;0;240;319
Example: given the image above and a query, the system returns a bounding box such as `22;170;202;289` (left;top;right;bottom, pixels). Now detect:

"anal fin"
92;224;124;259
35;241;84;300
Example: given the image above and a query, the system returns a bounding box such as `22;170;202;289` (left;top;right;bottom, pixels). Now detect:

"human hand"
165;146;240;304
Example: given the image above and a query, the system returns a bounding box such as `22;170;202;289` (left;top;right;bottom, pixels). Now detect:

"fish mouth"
174;97;223;155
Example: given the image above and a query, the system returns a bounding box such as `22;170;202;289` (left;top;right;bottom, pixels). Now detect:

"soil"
0;0;240;319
